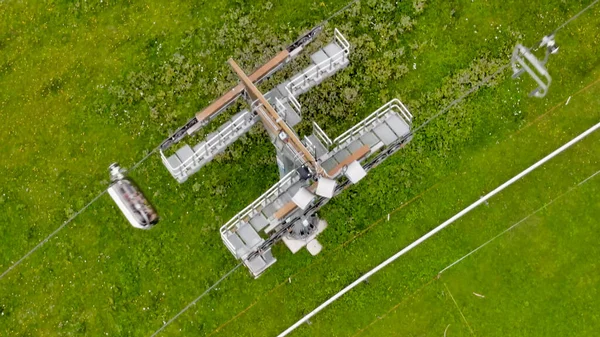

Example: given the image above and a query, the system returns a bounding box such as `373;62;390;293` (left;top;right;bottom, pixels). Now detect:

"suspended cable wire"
322;0;360;24
551;0;599;35
438;168;600;275
0;146;159;281
0;190;107;280
149;263;243;337
147;0;600;333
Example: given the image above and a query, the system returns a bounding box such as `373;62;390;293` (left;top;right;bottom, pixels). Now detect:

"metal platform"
160;28;351;183
320;99;412;173
158;27;414;278
220;98;413;278
284;29;350;109
161;110;258;183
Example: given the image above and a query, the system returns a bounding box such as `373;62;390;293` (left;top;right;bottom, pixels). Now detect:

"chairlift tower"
159;28;414;277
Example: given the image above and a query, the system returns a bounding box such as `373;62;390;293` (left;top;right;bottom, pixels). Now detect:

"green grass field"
1;0;599;336
210;77;600;337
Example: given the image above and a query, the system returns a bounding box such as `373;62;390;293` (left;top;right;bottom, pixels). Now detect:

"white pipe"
277;121;600;337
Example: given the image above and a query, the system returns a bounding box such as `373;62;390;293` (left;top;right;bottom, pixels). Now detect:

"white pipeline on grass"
277;122;600;337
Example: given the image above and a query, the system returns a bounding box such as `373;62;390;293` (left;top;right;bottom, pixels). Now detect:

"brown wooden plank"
195;84;245;121
227;60;281;137
195;50;290;122
273;183;317;220
255;106;280;136
273;201;298;220
249;50;289;82
274;145;371;220
327;145;370;176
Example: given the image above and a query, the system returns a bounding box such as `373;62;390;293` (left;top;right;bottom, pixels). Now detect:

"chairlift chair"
511;35;559;98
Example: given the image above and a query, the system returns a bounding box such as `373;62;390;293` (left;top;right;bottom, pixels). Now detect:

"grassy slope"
213;76;600;337
0;1;348;335
0;0;598;336
358;174;599;337
442;182;600;337
0;0;345;262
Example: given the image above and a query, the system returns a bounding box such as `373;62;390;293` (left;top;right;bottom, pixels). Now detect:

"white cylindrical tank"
107;163;159;229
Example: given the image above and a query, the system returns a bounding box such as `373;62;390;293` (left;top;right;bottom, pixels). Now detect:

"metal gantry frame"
219;97;413;277
156;27;414;277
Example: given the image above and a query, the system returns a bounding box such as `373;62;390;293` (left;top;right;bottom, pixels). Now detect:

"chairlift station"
153;27;414;277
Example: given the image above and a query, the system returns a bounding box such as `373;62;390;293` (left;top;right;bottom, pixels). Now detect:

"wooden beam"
327;145;370;176
195;50;290;122
255;105;280;136
225;62;279;137
227;58;320;173
273;201;299;220
248;50;290;82
195;84;245;122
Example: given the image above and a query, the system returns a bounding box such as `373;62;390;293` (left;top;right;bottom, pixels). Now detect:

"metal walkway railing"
332;98;412;149
160;110;257;182
285;28;350;110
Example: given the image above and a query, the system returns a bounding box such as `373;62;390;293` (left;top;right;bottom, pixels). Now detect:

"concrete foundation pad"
282;220;328;254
